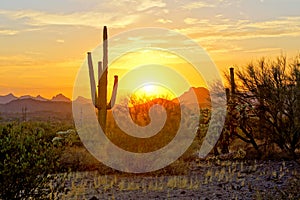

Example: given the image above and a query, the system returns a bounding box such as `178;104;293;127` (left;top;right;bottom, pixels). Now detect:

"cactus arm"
107;75;118;109
87;52;97;106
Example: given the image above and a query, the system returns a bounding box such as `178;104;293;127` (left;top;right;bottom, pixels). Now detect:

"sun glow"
108;49;207;104
133;83;176;101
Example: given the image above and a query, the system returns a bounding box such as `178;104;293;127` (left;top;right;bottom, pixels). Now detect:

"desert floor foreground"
54;159;300;200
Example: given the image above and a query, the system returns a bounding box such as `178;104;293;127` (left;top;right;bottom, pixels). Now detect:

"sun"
133;83;176;101
143;84;156;94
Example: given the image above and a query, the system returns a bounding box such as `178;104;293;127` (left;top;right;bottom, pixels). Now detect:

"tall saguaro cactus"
87;26;118;131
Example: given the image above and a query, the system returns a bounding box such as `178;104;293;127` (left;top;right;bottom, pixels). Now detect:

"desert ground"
54;158;299;200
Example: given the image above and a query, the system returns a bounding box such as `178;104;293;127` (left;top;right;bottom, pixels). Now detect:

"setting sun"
143;85;156;93
133;83;176;101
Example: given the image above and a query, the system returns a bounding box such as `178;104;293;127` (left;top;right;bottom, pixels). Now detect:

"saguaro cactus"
87;26;118;131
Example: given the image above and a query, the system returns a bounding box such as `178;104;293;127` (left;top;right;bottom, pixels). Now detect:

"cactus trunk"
87;26;118;131
229;67;235;95
296;71;300;125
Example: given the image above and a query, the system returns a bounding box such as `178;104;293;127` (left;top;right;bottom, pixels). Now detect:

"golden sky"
1;0;300;99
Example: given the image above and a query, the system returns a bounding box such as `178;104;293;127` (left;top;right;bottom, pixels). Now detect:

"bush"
0;122;64;199
234;56;300;157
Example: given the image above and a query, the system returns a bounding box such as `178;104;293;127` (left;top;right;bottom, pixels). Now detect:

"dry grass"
47;159;300;200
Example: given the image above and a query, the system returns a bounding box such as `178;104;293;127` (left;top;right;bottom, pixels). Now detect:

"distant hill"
19;95;48;101
0;93;72;121
0;93;17;104
35;95;48;101
0;98;71;113
0;93;70;104
73;96;92;105
51;93;71;102
174;87;210;109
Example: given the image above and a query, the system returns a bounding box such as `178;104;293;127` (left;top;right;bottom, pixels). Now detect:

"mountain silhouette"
0;93;70;104
0;93;17;104
0;93;72;121
73;96;92;105
0;98;71;113
35;95;48;101
174;87;210;109
19;95;48;101
51;93;71;102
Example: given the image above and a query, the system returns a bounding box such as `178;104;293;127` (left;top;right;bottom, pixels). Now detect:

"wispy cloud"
182;0;235;10
0;10;139;29
244;48;283;53
56;39;65;43
0;55;38;67
183;18;209;25
180;16;300;40
134;0;166;11
177;15;300;55
108;0;166;13
182;2;216;10
157;18;172;24
0;29;19;35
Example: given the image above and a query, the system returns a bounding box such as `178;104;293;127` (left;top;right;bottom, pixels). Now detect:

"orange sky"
1;0;300;99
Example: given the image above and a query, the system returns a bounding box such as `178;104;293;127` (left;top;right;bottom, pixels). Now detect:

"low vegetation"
0;122;70;199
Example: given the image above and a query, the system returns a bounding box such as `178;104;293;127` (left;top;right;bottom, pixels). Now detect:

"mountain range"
0;87;210;121
0;93;71;104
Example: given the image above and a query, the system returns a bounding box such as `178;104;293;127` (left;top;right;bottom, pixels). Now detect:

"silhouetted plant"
0;122;64;199
230;55;300;157
87;26;118;131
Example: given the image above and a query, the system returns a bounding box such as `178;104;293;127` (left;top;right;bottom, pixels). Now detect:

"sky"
0;0;300;99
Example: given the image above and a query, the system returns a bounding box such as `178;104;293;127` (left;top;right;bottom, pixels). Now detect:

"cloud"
56;39;65;43
244;16;300;30
0;29;19;35
183;18;209;25
175;16;300;54
182;2;216;10
157;18;172;24
108;0;166;13
135;0;166;11
0;9;139;29
178;16;300;41
244;48;283;53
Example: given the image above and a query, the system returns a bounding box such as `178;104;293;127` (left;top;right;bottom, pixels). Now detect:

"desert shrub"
233;55;300;157
0;122;64;199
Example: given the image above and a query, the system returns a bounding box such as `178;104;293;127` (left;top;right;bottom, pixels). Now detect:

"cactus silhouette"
87;26;118;131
